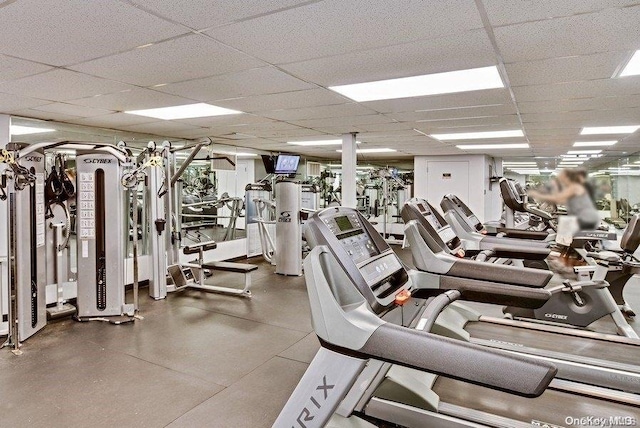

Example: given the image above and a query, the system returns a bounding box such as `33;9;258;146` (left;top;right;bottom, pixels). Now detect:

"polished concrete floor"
1;249;639;427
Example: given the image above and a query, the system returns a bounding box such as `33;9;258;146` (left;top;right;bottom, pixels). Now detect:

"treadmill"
441;193;553;241
274;207;640;428
403;215;640;398
401;198;550;269
499;178;557;231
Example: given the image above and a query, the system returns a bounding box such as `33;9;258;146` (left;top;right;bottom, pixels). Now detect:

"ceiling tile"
494;6;640;62
8;109;82;123
176;114;274;128
0;69;132;102
355;122;420;133
258;103;376;121
518;95;640;114
288;114;393;128
128;0;311;30
73;113;159;128
0;0;187;66
70;34;265;87
279;29;495;86
207;0;483;63
512;77;640;102
0;92;51;112
213;89;348;112
387;104;516;122
32;103;115;118
521;108;640;124
156;67;315;101
68;88;195;111
0;55;52;83
362;89;513;113
409;115;522;130
120;121;206;135
483;0;640;27
506;52;629;86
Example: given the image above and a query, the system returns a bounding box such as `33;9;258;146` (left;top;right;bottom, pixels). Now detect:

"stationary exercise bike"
504;218;640;337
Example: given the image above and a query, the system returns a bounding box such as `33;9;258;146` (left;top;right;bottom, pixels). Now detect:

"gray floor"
1;248;639;428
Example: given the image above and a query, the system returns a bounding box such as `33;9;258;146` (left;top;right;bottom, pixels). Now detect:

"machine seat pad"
183;240;218;254
448;259;552;288
202;261;258;273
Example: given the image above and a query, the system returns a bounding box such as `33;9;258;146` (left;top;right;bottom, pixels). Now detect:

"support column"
0;114;9;335
341;133;357;208
0;114;9;148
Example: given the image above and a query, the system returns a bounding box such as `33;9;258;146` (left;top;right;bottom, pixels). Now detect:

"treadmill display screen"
417;203;427;212
335;215;353;232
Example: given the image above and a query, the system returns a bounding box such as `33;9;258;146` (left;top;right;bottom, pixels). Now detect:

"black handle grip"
359;323;556;397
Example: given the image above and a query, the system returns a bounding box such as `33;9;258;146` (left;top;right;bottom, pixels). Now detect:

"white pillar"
0;115;9;148
341;133;357;208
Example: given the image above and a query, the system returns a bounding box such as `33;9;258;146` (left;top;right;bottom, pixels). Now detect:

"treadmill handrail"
305;246;557;398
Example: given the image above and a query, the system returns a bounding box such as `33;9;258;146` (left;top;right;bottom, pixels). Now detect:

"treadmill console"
310;208;408;310
324;213;377;265
412;200;460;251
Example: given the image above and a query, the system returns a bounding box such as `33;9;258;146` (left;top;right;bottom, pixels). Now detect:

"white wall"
414;154;501;222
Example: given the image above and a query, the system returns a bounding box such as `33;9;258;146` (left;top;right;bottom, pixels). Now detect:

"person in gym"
529;169;601;277
528;168;599;229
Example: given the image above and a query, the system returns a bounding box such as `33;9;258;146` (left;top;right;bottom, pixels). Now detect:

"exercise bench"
167;240;257;298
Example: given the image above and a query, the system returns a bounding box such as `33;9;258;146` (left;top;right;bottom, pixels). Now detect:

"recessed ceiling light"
457;143;529;150
580;126;640;135
619;50;640;77
125;103;242;120
10;125;56;135
288;139;361;146
573;141;618;147
431;130;524;140
336;148;396;153
328;66;504;102
622;164;640;167
567;150;602;155
288;139;341;146
609;167;630;170
503;161;537;165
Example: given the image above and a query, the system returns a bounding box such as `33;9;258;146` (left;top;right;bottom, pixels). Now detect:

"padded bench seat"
202;261;258;273
183;241;217;254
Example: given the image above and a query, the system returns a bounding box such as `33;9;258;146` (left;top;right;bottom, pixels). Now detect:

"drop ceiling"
0;0;639;162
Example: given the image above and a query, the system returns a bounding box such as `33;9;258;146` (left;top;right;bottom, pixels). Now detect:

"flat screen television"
274;155;300;174
261;155;276;174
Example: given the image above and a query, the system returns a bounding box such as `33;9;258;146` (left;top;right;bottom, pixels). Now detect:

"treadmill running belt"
466;322;640;367
435;377;640;426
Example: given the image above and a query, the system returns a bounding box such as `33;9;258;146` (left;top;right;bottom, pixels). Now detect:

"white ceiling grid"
0;0;637;160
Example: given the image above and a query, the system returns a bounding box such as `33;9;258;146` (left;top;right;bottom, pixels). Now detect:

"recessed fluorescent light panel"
287;140;362;146
10;125;55;135
431;130;524;140
573;141;617;147
580;126;640;135
457;143;529;150
288;140;342;146
567;150;602;155
125;103;242;120
328;66;504;102
619;50;640;77
336;148;396;153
